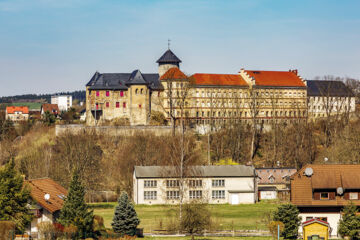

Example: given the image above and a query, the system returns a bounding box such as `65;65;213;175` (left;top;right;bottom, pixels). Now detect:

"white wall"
260;190;277;200
51;95;72;112
134;176;255;205
29;208;54;235
299;213;341;238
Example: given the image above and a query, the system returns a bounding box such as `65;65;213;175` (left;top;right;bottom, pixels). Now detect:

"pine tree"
0;159;32;232
338;203;360;239
58;170;94;239
111;192;140;236
273;203;301;239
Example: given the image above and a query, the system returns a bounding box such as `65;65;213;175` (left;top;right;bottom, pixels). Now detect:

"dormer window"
320;192;329;200
106;91;110;97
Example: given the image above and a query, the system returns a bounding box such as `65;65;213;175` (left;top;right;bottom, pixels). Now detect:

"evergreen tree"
111;192;140;236
58;170;94;239
0;159;32;232
273;203;301;239
338;203;360;239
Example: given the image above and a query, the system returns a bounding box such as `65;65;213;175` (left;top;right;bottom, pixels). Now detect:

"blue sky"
0;0;359;97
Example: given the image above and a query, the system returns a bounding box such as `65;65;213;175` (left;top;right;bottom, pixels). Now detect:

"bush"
180;203;211;239
272;203;301;239
268;221;284;239
0;221;15;240
37;221;55;240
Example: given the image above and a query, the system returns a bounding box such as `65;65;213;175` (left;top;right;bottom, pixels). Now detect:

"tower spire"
168;38;171;50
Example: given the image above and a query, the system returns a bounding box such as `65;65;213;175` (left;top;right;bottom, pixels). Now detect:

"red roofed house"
25;178;67;238
291;164;360;238
5;106;29;121
41;103;59;117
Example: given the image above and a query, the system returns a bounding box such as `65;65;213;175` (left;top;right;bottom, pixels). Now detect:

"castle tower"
156;49;182;77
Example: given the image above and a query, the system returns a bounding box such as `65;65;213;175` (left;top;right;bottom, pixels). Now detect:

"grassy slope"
92;201;277;232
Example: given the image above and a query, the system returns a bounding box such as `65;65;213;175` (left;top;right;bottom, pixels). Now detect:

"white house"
133;165;257;205
25;178;67;238
51;95;72;112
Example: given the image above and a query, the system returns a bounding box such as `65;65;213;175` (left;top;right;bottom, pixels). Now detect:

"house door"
231;194;239;205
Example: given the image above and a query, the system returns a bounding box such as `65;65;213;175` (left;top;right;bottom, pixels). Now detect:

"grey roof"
86;70;163;91
307;80;354;97
156;49;182;64
134;165;255;178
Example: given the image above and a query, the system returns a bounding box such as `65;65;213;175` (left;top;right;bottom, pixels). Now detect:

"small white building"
5;106;29;122
25;178;67;238
51;95;72;112
133;165;257;205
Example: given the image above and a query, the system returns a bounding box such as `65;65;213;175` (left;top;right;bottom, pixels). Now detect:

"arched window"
140;88;143;94
135;89;138;94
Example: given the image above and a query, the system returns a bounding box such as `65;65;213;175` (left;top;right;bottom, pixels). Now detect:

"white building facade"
51;95;72;112
133;165;257;205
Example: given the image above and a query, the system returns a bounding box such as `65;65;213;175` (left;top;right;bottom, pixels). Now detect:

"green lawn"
144;237;273;240
91;201;278;233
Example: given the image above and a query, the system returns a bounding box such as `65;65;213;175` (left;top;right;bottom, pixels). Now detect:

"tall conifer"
58;170;93;238
0;159;32;232
111;192;140;236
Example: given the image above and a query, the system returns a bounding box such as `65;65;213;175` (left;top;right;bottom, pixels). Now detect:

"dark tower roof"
156;49;182;64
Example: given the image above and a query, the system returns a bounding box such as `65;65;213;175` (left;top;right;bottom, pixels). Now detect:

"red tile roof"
25;178;67;213
160;67;187;80
41;104;59;114
256;168;297;184
244;70;306;87
6;106;29;114
191;73;248;86
302;218;329;227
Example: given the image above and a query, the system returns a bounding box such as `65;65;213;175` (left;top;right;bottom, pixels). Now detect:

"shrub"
180;203;211;239
268;221;284;239
37;221;55;240
272;203;301;239
0;221;15;240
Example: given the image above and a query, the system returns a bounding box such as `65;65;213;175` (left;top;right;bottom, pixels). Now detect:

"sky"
0;0;360;97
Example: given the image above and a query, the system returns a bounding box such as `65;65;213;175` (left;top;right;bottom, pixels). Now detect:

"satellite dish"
337;187;344;195
324;157;328;162
44;193;50;201
304;167;314;177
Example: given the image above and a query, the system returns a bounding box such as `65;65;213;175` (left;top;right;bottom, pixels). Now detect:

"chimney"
289;69;298;75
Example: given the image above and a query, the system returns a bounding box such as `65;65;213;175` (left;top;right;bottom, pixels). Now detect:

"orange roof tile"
25;178;67;213
191;73;248;86
244;70;306;87
6;106;29;114
291;164;360;207
160;67;187;80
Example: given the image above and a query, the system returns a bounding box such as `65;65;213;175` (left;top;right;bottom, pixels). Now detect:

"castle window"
116;102;120;108
120;91;124;97
106;102;109;108
123;102;126;108
141;89;144;94
135;89;138;94
96;91;99;97
106;91;110;97
139;104;142;108
96;103;99;110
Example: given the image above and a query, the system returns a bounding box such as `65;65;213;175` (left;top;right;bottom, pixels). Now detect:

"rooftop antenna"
168;38;171;50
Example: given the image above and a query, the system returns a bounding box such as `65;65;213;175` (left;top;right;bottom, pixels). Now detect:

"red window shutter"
116;102;120;108
96;91;99;97
106;102;109;108
120;91;124;97
123;102;126;108
106;91;109;97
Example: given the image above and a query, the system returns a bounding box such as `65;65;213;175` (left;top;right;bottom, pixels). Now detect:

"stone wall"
55;124;177;136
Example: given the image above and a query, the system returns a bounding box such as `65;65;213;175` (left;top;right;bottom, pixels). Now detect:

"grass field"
144;237;273;240
91;201;278;233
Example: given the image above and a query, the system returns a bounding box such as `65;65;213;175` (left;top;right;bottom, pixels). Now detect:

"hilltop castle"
85;49;355;126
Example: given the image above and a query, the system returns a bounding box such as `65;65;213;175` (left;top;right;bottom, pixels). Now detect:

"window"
320;192;329;200
139;104;142;108
106;102;109;108
189;180;202;187
106;91;110;97
166;180;180;188
96;103;99;110
349;192;359;200
123;102;126;108
166;191;180;199
120;91;124;97
212;179;225;187
189;190;202;199
140;89;144;94
144;191;157;200
212;190;225;199
144;180;157;188
116;102;120;108
135;89;138;94
96;91;99;97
